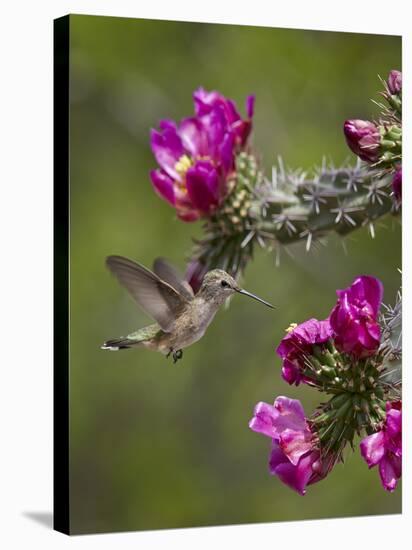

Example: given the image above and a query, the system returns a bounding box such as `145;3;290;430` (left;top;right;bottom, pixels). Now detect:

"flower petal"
293;318;333;344
269;442;316;496
281;359;302;386
378;454;401;492
277;319;332;358
150;127;184;179
179;117;208;158
351;276;384;318
249;396;311;441
193;88;222;116
203;105;230;160
150;169;175;205
279;428;313;466
186;161;219;214
273;396;308;432
174;187;200;222
357;322;380;351
159;119;177;131
218;131;235;174
246;95;255;118
385;405;402;456
360;431;385;468
330;276;383;357
249;401;279;438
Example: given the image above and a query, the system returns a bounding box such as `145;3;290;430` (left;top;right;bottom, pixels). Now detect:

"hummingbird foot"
166;348;183;363
172;349;183;363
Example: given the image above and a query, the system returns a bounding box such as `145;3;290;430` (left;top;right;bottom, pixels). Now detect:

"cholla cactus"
249;276;402;495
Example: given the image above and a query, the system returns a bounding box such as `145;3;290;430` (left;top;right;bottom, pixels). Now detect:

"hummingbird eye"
221;280;229;288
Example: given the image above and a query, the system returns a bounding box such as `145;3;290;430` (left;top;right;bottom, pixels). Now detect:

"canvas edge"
53;13;70;536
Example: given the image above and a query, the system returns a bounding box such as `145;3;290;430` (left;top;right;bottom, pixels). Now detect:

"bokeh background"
68;15;401;534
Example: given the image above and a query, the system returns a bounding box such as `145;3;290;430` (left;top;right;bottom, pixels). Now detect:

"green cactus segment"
189;152;399;279
311;370;388;458
252;156;395;244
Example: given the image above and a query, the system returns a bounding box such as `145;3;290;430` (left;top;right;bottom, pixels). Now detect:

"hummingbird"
101;255;274;363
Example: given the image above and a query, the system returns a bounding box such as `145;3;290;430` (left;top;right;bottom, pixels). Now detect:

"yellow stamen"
175;154;193;177
285;322;298;333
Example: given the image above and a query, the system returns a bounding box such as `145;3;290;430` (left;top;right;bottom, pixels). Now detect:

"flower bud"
387;70;402;95
343;120;381;163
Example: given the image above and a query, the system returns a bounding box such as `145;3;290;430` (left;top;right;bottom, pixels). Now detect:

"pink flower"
249;396;328;495
343;119;381;163
276;318;333;385
329;276;383;358
360;401;402;492
150;89;254;221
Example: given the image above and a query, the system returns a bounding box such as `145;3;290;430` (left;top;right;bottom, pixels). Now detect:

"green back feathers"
127;324;162;343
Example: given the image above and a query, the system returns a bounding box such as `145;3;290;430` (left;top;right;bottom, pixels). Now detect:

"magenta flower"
249;396;328;495
329;275;383;358
276;318;333;385
392;167;402;202
360;401;402;492
343;119;381;163
387;70;402;95
150;89;254;221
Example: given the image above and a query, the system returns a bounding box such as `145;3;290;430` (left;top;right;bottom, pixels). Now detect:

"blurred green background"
68;15;401;534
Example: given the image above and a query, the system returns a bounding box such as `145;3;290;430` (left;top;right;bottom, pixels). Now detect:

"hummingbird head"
199;269;275;309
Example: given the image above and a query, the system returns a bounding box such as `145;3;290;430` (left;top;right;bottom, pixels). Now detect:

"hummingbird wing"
106;255;189;332
153;258;194;300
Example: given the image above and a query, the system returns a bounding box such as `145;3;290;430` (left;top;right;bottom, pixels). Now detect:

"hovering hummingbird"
101;255;274;363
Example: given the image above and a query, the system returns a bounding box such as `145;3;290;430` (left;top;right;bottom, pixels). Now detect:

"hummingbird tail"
101;337;138;351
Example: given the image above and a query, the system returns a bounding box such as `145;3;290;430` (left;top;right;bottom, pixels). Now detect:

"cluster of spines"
251;156;396;248
378;289;402;393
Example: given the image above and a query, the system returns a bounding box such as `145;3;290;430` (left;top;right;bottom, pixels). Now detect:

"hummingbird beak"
236;288;275;309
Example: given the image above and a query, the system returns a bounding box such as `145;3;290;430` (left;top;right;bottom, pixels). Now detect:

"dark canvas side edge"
53;14;70;536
